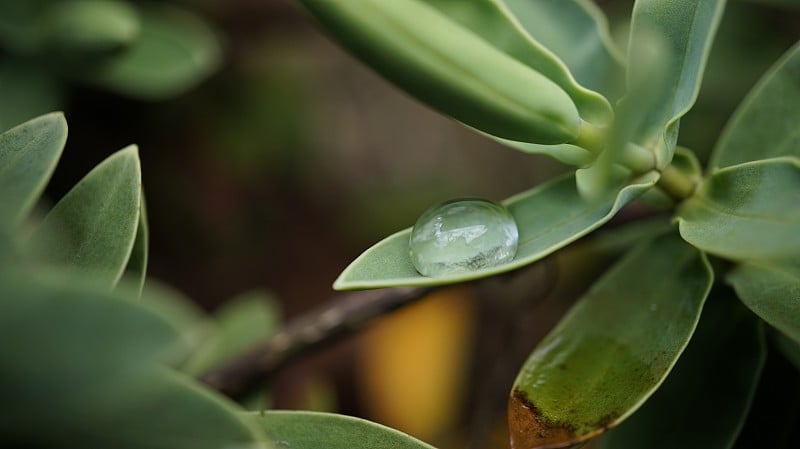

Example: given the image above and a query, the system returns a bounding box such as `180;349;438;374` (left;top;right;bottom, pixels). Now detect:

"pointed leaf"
0;112;67;230
677;157;800;261
421;0;613;125
509;232;713;449
184;290;281;376
598;292;765;449
87;4;221;100
252;410;435;449
728;260;800;345
334;171;659;290
500;0;625;102
29;145;142;288
121;190;149;295
297;0;581;144
627;0;726;168
710;41;800;169
46;0;140;53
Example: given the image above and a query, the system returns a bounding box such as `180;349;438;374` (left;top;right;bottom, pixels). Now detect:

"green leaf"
0;273;267;448
728;260;800;345
500;0;626;102
184;290;281;376
709;41;800;169
677;157;800;261
252;410;435;449
87;4;221;100
297;0;581;144
121;190;149;295
598;292;765;449
509;232;713;449
29;145;142;288
0;62;64;133
0;112;67;230
334;171;659;290
421;0;613;126
487;133;595;167
45;0;140;53
627;0;727;168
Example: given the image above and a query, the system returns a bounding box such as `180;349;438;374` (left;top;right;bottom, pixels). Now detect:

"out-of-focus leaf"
0;112;66;230
87;4;221;100
0;62;64;133
627;0;727;169
45;0;139;53
501;0;625;102
0;0;48;52
121;190;148;295
728;260;800;345
252;410;435;449
421;0;612;126
509;232;713;449
0;273;268;448
710;41;800;169
296;0;581;144
334;171;659;290
598;292;765;449
184;290;281;376
677;157;800;261
29;145;141;288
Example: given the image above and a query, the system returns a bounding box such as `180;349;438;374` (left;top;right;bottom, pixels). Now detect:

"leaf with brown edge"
508;232;713;449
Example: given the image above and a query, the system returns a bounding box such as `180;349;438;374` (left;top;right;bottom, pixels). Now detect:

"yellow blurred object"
357;286;476;443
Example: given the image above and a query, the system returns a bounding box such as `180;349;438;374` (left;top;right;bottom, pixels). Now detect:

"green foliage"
0;0;221;131
509;233;713;448
253;411;435;449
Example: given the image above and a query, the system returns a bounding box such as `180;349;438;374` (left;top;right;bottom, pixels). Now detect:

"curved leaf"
677;157;800;261
334;171;659;290
710;41;800;169
728;260;800;345
297;0;581;144
46;0;140;53
509;232;713;449
87;4;221;100
421;0;612;126
121;190;148;295
29;145;141;288
490;137;595;167
501;0;625;102
0;273;266;448
627;0;727;168
0;112;67;230
252;410;435;449
598;292;765;449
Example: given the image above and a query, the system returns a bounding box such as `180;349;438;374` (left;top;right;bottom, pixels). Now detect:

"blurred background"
2;0;798;447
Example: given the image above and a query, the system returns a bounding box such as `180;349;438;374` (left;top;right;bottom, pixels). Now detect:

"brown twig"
202;286;434;399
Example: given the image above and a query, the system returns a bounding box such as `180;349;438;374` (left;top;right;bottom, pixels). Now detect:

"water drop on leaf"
409;199;519;277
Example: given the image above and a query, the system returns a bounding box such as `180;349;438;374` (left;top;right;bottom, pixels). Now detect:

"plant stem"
202;286;434;399
570;120;606;155
656;162;698;202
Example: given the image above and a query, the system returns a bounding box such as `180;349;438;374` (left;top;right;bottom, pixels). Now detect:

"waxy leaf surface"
0;113;66;230
421;0;612;125
598;293;765;449
728;260;800;345
627;0;726;168
121;191;148;295
710;41;800;169
297;0;580;144
677;157;800;261
29;145;141;288
501;0;625;102
509;233;713;449
253;410;434;449
334;172;659;290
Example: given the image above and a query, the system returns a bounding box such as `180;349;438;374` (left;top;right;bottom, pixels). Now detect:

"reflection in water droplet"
409;198;519;277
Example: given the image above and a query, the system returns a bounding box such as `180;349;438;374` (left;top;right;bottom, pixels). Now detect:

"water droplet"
409;198;519;277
